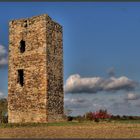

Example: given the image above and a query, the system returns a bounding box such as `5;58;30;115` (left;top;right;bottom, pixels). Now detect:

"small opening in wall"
24;20;28;27
17;69;24;86
20;40;25;53
54;48;56;54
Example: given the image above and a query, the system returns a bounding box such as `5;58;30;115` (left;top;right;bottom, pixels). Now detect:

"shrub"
128;116;134;120
116;115;121;119
76;115;84;122
93;109;111;120
67;116;73;121
113;115;123;120
85;112;94;121
2;115;8;123
0;98;8;124
122;115;128;120
85;109;111;122
94;118;99;123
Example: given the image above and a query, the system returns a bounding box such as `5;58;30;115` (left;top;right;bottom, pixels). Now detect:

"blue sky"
1;2;140;116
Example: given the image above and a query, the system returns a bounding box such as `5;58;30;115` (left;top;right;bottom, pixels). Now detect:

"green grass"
0;123;46;128
47;121;86;126
0;121;86;128
112;119;140;124
0;119;140;128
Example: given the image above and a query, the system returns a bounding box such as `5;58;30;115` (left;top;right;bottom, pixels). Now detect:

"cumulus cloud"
0;91;4;98
0;45;8;67
64;74;138;93
125;92;140;100
64;97;91;109
65;98;87;104
64;97;110;115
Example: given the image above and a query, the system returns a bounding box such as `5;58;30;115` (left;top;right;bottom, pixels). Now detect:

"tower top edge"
9;14;52;24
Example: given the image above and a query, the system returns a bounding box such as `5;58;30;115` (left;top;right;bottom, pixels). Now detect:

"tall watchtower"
8;14;64;123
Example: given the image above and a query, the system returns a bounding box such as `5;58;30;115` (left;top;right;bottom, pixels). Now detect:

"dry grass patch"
0;121;140;138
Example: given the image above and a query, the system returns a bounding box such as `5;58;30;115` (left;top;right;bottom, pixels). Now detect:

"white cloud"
64;97;91;109
64;74;138;93
0;45;8;67
65;98;87;104
0;91;4;98
0;45;7;56
0;57;7;65
125;92;140;100
64;97;110;116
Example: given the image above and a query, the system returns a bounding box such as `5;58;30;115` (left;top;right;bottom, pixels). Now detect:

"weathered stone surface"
8;14;64;123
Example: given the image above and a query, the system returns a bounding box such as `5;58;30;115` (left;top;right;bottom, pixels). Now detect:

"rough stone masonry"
8;14;64;123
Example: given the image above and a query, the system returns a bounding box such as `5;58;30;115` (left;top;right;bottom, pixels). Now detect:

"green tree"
0;98;8;123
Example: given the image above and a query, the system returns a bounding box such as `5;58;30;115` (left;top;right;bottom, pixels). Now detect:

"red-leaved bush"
85;109;111;121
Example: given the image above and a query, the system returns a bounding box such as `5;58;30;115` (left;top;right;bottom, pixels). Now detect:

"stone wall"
46;19;64;122
8;14;64;123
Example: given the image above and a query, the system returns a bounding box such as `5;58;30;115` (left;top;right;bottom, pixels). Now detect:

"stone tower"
8;14;63;123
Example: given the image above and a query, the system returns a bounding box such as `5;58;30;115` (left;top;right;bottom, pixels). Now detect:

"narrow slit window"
18;69;24;86
24;20;27;27
20;40;25;53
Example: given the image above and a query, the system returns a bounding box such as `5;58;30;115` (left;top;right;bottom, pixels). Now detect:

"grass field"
0;120;140;138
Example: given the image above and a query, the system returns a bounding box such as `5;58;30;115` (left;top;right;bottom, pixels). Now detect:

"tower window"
24;20;28;27
17;69;24;86
20;40;25;53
